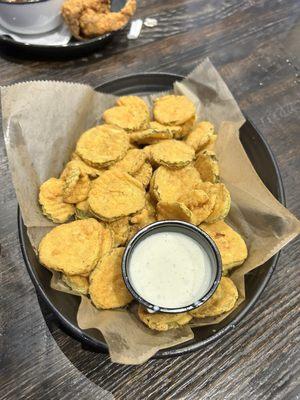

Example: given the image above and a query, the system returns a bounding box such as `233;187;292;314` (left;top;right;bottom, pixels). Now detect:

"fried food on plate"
130;194;156;227
62;159;103;179
178;189;215;225
89;248;133;309
75;124;129;168
62;0;136;39
150;165;201;203
153;95;196;126
133;162;153;188
103;105;148;131
39;178;75;223
148;139;195;168
129;121;182;145
100;225;114;256
62;274;89;295
138;305;192;331
189;277;238;318
185;121;214;152
116;95;150;121
110;148;147;175
203;134;217;151
194;150;220;183
201;182;231;223
62;165;90;204
75;199;93;219
200;221;248;271
107;217;130;247
39;218;102;275
157;201;194;223
88;170;145;221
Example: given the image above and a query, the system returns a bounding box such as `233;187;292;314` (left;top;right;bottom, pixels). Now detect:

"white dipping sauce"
128;231;213;308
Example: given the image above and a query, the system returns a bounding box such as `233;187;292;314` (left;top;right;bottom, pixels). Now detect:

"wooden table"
1;1;299;399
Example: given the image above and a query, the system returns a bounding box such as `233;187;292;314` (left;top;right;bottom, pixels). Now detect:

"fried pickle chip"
201;182;231;223
107;217;130;247
75;200;93;219
153;95;196;126
101;226;114;256
133;162;153;188
62;159;103;179
62;274;89;295
157;201;194;223
116;95;150;121
89;248;133;309
63;169;90;204
88;170;145;221
130;194;156;227
110;148;146;175
200;221;248;271
185;121;214;152
202;134;217;151
129;121;182;145
150;165;201;202
39;178;75;223
149;139;195;168
75;124;129;168
189;277;238;318
39;218;102;275
103;105;148;131
178;189;216;225
194;150;220;183
175;115;196;138
138;305;192;331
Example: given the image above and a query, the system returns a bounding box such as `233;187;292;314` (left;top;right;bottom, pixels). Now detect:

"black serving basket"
18;73;285;358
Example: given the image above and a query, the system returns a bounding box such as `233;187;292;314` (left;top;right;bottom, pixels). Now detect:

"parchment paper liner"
1;58;299;365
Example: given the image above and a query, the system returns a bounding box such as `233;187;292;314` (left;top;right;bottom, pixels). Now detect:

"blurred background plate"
0;0;127;58
18;73;285;358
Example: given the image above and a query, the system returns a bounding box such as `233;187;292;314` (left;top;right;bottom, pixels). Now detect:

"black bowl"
18;73;285;358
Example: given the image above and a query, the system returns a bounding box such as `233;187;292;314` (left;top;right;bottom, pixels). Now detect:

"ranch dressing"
128;231;213;309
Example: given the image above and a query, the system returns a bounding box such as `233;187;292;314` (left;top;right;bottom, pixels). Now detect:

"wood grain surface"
1;0;299;399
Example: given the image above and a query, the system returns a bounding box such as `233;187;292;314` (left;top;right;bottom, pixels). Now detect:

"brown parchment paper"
1;58;299;364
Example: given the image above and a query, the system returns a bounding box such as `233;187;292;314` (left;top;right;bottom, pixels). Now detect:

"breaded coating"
153;95;196;126
89;248;133;309
150;165;201;203
157;201;194;223
62;0;136;39
200;221;248;271
62;166;90;204
62;159;103;179
75;199;93;219
201;182;231;223
189;277;238;318
176;115;196;138
148;139;195;168
107;217;130;247
178;189;215;225
100;226;114;256
62;274;89;295
129;121;181;145
110;149;146;175
39;177;75;223
138;305;192;331
133;162;153;188
88;170;145;221
195;150;220;183
39;219;102;275
103;105;148;131
75;124;129;168
185;121;214;152
116;95;150;121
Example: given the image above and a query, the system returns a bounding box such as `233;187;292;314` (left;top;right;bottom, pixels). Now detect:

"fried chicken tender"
89;248;133;309
138;305;192;331
39;178;75;223
200;221;248;271
39;219;103;276
189;277;238;318
62;0;136;39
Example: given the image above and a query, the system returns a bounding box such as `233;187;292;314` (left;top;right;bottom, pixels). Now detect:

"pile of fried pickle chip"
38;94;248;331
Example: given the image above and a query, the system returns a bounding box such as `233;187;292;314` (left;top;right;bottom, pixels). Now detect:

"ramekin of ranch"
122;220;222;313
